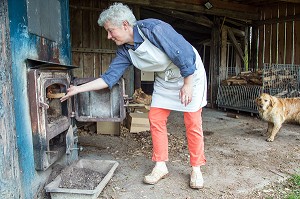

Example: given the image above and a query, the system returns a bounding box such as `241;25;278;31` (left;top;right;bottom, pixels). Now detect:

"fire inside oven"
45;83;69;165
44;82;70;134
28;69;72;171
46;84;67;126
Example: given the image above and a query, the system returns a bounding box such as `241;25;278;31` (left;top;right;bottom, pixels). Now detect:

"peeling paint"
7;0;72;198
1;0;20;198
0;102;4;117
17;23;29;39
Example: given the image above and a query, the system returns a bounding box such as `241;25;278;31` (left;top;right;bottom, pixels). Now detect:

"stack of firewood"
132;88;152;105
221;70;263;86
263;68;300;98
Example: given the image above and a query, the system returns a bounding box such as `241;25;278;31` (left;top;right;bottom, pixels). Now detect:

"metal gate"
217;85;262;113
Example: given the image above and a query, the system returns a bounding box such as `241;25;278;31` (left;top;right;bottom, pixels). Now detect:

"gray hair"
98;3;137;27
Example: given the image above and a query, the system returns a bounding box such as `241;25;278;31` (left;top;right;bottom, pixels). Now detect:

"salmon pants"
148;107;206;167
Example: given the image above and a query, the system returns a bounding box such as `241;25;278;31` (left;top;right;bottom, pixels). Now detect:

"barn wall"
0;0;21;198
7;0;72;198
69;0;135;96
257;3;300;68
69;0;117;78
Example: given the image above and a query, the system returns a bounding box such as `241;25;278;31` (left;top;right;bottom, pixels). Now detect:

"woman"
61;2;207;189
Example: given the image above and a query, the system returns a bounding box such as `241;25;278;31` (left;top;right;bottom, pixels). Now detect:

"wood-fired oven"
27;59;126;171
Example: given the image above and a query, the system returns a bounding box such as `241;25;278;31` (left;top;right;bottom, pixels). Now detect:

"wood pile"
221;70;263;86
132;88;152;105
263;68;300;98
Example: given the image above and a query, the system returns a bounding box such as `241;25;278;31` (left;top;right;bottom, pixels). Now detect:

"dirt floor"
75;108;300;199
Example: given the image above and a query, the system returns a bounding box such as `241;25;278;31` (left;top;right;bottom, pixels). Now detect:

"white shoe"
190;170;204;189
143;167;169;185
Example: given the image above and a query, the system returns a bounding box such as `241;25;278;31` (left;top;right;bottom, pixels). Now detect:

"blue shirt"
101;18;197;89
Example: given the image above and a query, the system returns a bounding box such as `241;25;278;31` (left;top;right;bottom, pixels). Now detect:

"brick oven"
27;59;126;171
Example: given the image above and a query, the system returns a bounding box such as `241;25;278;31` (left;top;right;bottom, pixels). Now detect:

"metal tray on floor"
45;159;119;199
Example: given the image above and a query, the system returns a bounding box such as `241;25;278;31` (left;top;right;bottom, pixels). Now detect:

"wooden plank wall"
69;0;116;78
257;3;300;68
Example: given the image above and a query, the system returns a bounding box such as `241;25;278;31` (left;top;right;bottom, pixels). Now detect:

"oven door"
73;78;126;122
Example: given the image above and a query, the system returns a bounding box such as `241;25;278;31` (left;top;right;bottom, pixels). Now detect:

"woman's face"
104;21;133;46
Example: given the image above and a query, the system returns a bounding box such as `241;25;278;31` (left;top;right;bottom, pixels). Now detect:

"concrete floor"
76;108;300;199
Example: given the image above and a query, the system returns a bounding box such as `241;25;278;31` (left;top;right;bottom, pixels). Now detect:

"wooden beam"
210;17;221;108
133;6;142;90
69;5;102;12
244;27;249;71
246;0;300;4
198;39;211;45
220;26;227;81
222;17;248;27
281;0;300;3
209;0;258;14
72;48;116;54
111;0;260;20
250;26;258;70
172;22;211;34
254;14;300;25
144;7;213;28
224;25;245;37
227;28;245;62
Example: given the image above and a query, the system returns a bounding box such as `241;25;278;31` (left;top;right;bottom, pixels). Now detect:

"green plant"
285;174;300;199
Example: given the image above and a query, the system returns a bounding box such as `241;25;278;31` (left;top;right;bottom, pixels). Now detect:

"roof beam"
144;7;213;28
227;28;245;62
208;0;258;14
246;0;300;4
112;0;260;21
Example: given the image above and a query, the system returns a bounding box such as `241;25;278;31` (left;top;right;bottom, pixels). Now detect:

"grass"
249;171;300;199
285;174;300;199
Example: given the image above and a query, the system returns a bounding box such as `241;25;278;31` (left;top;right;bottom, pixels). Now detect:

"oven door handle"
39;97;49;109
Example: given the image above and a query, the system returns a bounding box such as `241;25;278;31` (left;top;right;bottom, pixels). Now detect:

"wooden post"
244;26;249;71
250;26;258;70
220;26;228;81
210;17;221;108
236;51;242;75
228;28;245;62
133;5;141;90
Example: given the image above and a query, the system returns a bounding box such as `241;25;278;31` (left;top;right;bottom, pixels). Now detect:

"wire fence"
216;85;262;113
216;64;300;114
263;64;300;98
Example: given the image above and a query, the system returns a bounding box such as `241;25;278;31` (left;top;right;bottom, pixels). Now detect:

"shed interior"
69;0;300;105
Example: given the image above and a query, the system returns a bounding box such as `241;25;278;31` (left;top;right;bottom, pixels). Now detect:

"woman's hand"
60;78;109;103
60;85;79;102
179;75;193;106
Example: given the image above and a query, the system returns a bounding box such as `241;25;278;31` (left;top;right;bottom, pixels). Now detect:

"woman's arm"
180;75;193;106
60;78;108;102
139;20;197;78
61;46;132;102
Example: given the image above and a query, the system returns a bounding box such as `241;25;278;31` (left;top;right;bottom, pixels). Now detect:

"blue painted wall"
7;0;71;198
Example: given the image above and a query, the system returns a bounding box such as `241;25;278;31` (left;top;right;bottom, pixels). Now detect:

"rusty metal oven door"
73;78;126;122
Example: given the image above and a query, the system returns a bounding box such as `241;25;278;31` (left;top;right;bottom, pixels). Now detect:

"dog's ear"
269;95;275;107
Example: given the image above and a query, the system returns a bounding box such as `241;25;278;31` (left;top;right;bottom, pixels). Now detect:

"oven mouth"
44;81;70;137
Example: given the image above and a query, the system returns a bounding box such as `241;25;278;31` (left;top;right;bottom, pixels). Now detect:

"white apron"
128;27;207;112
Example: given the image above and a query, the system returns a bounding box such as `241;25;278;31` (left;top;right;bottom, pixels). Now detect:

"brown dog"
255;93;300;142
